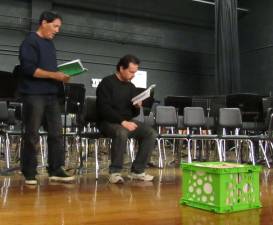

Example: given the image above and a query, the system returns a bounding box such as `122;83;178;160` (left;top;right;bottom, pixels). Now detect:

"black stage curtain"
215;0;240;94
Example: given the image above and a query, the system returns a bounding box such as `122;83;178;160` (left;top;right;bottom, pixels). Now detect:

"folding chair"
249;108;273;168
218;108;255;165
183;107;220;162
155;106;188;167
78;96;105;178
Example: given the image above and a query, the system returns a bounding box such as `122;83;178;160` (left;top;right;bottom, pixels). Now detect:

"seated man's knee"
145;127;158;139
114;128;128;141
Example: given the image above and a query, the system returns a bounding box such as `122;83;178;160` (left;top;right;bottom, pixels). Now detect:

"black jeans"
21;95;64;177
99;120;157;174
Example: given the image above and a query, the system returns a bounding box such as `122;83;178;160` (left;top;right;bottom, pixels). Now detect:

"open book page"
58;59;88;76
131;84;156;105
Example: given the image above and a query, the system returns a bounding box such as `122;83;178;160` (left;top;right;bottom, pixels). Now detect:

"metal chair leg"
157;138;164;168
95;139;99;180
259;140;270;168
5;133;10;169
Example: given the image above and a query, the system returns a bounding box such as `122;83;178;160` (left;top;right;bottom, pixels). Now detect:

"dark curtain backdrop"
215;0;240;94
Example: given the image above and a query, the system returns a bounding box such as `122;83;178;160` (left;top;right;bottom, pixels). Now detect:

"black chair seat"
189;134;218;140
80;132;104;139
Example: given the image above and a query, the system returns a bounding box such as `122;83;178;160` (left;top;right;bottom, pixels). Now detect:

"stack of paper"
131;84;156;105
58;59;87;76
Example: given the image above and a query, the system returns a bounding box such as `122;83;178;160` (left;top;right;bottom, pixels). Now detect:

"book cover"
131;84;156;105
57;59;87;76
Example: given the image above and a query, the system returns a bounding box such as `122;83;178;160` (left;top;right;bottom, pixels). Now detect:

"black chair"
183;107;220;162
262;97;273;120
249;108;273;168
78;96;104;178
155;106;189;167
0;101;10;171
218;108;255;164
62;83;86;155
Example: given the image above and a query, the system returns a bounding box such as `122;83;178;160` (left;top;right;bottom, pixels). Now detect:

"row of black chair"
155;105;273;168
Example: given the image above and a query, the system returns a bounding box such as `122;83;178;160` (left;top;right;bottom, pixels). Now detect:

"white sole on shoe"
109;173;124;184
128;173;154;181
25;180;38;185
109;179;124;184
49;176;75;182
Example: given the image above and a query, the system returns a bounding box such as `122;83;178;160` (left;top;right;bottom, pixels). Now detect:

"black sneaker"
48;167;75;182
25;176;38;185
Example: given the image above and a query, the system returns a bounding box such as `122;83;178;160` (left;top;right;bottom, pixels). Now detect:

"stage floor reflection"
0;167;273;225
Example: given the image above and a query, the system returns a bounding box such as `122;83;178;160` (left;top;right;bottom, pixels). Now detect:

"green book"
57;59;87;76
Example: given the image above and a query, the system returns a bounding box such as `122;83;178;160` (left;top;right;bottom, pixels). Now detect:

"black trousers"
99;120;157;174
21;95;64;177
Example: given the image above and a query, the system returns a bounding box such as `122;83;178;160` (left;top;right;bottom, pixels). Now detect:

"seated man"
96;54;157;184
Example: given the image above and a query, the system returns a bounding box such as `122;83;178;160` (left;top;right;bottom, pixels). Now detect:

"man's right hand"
54;72;70;83
34;68;70;83
121;120;138;131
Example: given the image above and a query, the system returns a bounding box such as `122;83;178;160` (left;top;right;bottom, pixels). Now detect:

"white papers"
131;84;156;105
131;70;147;88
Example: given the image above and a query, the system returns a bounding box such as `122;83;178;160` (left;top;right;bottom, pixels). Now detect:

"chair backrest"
267;113;273;135
264;107;273;133
155;106;178;127
219;108;242;128
84;96;98;124
262;97;273;118
0;70;18;100
0;101;9;123
7;108;16;125
184;107;205;127
63;83;86;114
264;107;273;128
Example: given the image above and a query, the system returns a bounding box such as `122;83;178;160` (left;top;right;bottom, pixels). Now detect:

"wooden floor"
0;166;273;225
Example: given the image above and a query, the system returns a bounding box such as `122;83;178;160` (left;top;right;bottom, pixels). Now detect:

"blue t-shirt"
18;32;63;95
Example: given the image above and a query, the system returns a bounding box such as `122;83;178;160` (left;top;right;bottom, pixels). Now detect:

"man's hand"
54;72;70;83
121;120;138;131
133;101;142;108
34;68;70;83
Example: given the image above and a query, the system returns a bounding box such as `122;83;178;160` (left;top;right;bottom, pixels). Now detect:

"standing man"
19;11;75;184
96;54;157;184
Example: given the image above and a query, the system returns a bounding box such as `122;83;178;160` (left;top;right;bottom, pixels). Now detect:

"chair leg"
157;138;164;168
192;140;197;160
172;139;176;156
95;139;99;180
247;140;255;165
219;140;226;162
259;140;270;168
234;140;240;163
162;140;167;161
215;139;223;162
187;139;192;163
5;133;10;169
85;139;88;166
128;139;135;162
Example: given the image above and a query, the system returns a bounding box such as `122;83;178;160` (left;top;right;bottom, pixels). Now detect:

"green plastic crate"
180;162;262;213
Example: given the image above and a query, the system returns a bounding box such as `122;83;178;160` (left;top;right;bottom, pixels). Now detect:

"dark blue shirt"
18;32;63;95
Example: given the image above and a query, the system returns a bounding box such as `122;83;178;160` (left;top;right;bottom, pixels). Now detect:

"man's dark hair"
116;54;140;71
39;11;62;25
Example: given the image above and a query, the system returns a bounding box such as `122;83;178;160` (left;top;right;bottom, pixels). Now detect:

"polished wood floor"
1;166;273;225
